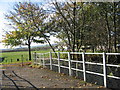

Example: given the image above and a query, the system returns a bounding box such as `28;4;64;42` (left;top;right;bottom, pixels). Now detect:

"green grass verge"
1;49;103;64
1;49;50;64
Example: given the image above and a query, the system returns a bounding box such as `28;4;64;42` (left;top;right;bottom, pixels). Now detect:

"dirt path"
1;64;110;89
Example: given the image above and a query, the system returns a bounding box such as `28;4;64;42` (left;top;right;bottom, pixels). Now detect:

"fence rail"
33;52;120;88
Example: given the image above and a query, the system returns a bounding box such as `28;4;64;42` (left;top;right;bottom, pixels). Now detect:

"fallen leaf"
54;84;57;86
65;79;68;81
70;86;74;88
89;84;93;86
42;87;46;88
83;84;86;86
95;82;97;84
41;76;44;78
49;79;52;81
99;86;104;88
74;76;77;79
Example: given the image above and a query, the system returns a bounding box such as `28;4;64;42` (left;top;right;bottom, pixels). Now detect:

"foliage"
3;2;47;60
48;1;120;53
2;31;22;47
2;1;120;61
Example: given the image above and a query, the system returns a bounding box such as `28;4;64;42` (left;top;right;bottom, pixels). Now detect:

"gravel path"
1;64;110;89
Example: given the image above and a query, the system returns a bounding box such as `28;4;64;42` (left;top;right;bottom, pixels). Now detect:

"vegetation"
3;2;51;60
2;1;120;64
1;49;50;64
50;2;120;53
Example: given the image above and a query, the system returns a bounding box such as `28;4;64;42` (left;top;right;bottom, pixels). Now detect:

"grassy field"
1;49;50;64
0;49;105;64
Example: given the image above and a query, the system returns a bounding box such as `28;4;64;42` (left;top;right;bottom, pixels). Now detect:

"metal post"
82;52;86;82
50;52;52;70
103;52;107;88
68;52;72;76
58;52;60;73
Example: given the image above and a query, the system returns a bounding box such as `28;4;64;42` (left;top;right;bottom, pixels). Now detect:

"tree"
2;31;22;47
49;1;120;52
97;2;120;52
3;2;46;60
49;1;83;52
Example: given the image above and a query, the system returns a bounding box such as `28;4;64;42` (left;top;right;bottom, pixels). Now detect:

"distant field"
1;49;50;64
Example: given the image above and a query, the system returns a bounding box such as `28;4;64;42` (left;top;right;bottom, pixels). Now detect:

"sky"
0;0;59;49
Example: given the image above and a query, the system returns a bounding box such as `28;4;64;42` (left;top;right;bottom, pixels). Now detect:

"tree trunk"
28;39;31;60
44;36;56;53
113;2;117;52
72;1;76;52
92;46;95;53
105;11;111;53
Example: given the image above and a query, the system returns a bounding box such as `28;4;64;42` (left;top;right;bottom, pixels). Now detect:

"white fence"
33;52;120;88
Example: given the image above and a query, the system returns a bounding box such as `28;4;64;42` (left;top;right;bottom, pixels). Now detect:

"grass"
0;49;105;64
1;49;50;64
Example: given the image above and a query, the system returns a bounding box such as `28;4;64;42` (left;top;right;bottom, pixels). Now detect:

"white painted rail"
33;52;120;88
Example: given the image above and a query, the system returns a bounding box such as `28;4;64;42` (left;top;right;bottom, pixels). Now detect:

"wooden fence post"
34;52;37;63
76;62;78;77
68;52;72;76
103;52;107;88
82;52;86;82
11;59;12;63
21;55;23;66
40;54;42;65
58;52;60;73
50;52;52;70
43;54;45;68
